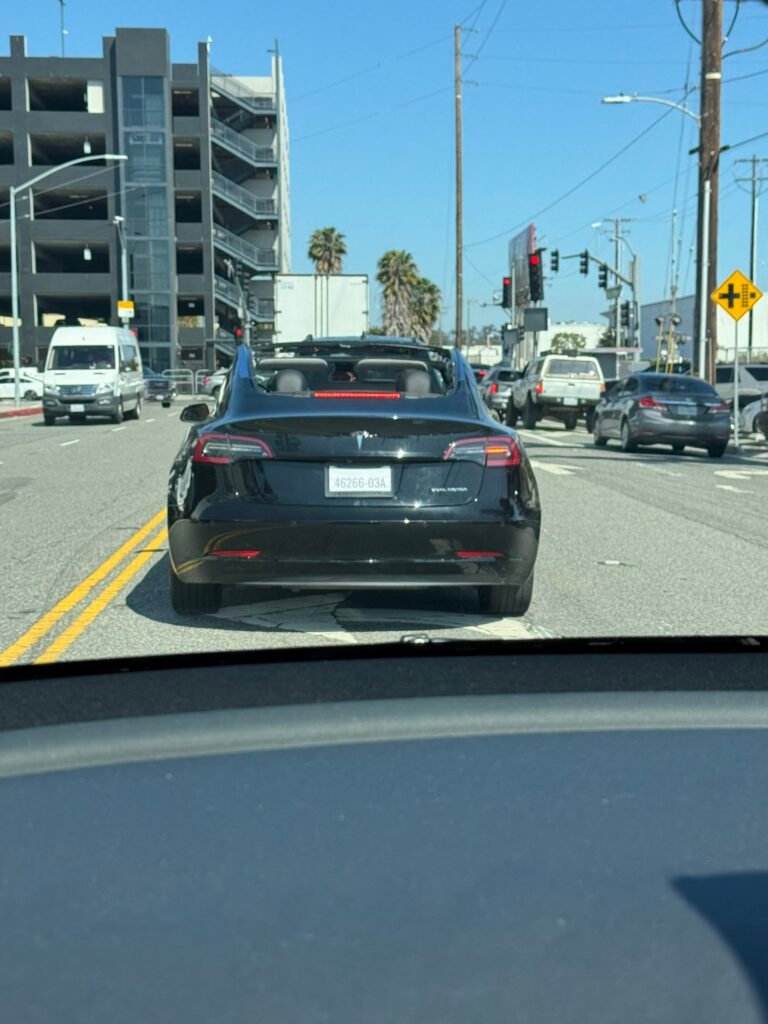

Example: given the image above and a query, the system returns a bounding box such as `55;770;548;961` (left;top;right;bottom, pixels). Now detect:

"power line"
465;106;674;249
464;0;507;73
292;85;452;142
0;163;122;214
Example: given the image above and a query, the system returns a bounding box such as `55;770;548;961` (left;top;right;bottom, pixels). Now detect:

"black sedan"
168;337;541;618
143;370;176;406
593;372;731;457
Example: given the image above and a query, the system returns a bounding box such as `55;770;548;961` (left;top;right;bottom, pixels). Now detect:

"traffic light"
528;252;544;303
620;302;631;328
598;263;608;289
550;249;560;273
579;250;589;275
501;276;512;308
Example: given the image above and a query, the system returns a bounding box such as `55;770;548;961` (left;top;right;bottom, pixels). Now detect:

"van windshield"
49;346;115;370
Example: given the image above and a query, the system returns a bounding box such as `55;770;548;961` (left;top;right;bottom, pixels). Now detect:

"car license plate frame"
69;403;85;412
326;465;393;497
563;397;578;407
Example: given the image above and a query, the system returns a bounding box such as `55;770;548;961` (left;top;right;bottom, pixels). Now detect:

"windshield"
1;0;767;675
48;346;116;370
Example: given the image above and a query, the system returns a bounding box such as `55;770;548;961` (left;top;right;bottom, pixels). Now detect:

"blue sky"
6;0;768;330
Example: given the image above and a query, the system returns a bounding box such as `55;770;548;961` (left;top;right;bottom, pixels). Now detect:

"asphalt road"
1;403;767;668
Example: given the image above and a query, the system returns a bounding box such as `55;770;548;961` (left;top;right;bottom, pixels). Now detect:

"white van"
42;326;144;426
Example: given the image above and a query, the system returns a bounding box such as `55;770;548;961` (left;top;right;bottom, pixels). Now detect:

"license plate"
563;397;578;406
70;403;85;412
326;465;393;496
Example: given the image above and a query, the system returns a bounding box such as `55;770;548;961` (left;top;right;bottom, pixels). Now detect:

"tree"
550;332;587;354
376;250;420;336
307;227;347;275
411;277;442;343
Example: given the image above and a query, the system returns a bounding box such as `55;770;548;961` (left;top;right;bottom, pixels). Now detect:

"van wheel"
126;396;141;420
170;565;222;615
43;413;56;426
112;400;124;425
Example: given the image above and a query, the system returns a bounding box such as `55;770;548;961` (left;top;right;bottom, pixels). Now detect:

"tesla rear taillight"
313;391;401;400
489;383;498;394
456;550;503;559
535;381;544;394
443;435;521;467
639;395;665;409
193;433;273;464
210;549;261;558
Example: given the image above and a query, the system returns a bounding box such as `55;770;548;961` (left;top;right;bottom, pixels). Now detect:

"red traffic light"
503;276;511;285
529;254;541;266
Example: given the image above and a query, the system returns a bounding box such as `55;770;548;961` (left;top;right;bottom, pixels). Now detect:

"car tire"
43;413;56;426
170;565;222;615
620;418;637;452
23;389;38;401
212;385;221;399
480;573;533;617
505;401;519;427
708;443;727;459
672;443;684;453
585;408;596;433
126;395;142;421
593;414;608;446
112;399;124;425
564;414;578;431
522;398;537;429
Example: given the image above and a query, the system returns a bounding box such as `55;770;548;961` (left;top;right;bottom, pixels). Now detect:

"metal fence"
162;368;195;396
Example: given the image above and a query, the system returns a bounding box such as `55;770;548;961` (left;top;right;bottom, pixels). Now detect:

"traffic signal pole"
454;24;463;350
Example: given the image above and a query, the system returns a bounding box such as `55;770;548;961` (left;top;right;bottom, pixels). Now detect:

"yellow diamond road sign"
711;270;763;321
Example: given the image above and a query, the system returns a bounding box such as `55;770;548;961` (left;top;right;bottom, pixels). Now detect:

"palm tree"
376;250;420;336
412;277;442;343
307;227;347;275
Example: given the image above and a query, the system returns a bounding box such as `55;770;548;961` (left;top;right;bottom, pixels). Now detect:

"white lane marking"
632;462;682;478
59;439;80;447
146;418;155;423
516;430;571;447
466;618;534;640
716;484;754;494
714;468;768;480
529;459;576;476
167;412;177;418
111;426;126;433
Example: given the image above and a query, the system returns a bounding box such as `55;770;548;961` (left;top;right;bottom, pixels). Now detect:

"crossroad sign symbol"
711;269;763;321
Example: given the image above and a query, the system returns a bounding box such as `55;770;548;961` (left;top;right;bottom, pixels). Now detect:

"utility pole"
695;0;723;382
734;156;768;355
613;219;623;346
58;0;66;57
454;24;463;350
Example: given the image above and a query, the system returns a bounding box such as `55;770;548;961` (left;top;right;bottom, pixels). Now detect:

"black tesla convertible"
168;336;540;617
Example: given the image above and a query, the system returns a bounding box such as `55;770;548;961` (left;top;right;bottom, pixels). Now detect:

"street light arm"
602;94;701;126
12;154;127;195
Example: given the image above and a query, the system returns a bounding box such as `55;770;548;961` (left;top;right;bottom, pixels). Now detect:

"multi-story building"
0;27;289;372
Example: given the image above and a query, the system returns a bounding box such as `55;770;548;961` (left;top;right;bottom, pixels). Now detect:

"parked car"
593;372;730;457
143;370;176;407
0;373;44;401
739;393;768;438
168;339;541;618
714;363;768;407
478;365;521;418
199;368;229;398
506;353;605;430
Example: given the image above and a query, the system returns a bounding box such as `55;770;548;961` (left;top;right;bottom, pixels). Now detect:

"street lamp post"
113;215;130;328
9;153;127;408
601;94;709;378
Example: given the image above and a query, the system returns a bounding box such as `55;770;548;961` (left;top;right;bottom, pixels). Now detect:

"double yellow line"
0;509;168;668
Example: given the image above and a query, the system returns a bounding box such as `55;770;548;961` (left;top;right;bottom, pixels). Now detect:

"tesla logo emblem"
351;430;376;450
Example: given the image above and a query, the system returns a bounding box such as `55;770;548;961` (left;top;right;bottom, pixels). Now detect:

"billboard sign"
508;224;536;317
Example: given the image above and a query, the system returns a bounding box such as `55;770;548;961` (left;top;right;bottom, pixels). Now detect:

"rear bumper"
633;412;730;445
168;518;540;588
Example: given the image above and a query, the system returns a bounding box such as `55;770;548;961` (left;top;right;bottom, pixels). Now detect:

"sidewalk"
730;434;768;460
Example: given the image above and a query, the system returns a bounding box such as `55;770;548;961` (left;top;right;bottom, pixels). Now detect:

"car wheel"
522;398;537;429
43;413;56;426
126;395;142;421
112;399;124;425
620;418;637;453
479;573;533;617
505;401;519;427
593;414;608;446
585;408;596;433
170;565;223;615
672;443;684;453
23;389;38;401
708;443;727;459
212;385;221;399
564;414;578;431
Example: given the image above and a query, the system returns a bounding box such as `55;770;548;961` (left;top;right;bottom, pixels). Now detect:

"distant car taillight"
193;433;273;464
639;395;666;409
707;402;730;414
202;376;210;385
489;382;498;394
535;381;544;394
443;435;521;467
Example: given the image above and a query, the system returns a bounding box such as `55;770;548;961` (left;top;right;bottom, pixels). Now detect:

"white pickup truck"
506;353;605;430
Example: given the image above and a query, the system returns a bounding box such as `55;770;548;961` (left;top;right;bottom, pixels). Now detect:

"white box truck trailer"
274;274;369;341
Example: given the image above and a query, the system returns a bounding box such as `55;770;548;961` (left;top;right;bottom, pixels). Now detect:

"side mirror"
180;402;210;423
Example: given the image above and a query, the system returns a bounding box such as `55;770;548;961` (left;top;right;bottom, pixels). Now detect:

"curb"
0;405;42;420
